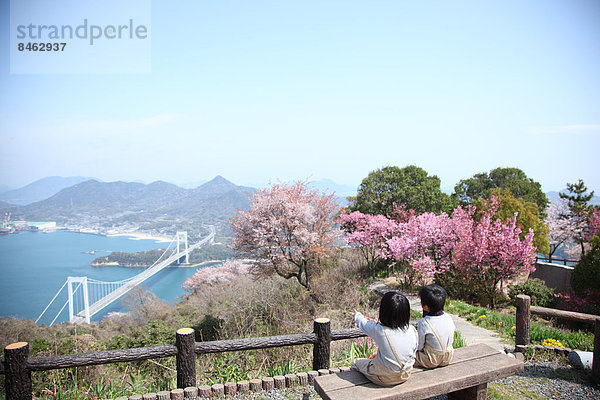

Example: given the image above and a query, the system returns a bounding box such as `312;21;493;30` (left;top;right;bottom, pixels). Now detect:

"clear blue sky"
1;0;599;193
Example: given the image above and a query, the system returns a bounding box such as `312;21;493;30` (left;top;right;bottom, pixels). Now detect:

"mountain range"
1;176;254;237
0;176;93;205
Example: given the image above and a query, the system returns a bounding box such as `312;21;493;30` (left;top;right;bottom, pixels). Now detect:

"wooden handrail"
530;305;598;325
515;295;599;384
2;319;367;400
27;345;177;372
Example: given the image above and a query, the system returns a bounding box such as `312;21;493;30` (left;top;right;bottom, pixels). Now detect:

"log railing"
515;294;600;383
534;256;579;266
1;318;365;400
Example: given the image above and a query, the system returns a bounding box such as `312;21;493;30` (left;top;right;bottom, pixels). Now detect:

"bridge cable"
35;279;68;324
49;281;83;326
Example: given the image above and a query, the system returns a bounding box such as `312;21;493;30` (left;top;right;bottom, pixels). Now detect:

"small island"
91;244;235;267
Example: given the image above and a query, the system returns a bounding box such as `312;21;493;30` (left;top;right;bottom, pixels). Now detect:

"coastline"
92;259;225;268
106;232;173;243
58;226;173;243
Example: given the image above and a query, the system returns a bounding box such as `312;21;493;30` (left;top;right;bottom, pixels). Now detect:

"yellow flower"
448;304;454;308
542;338;565;348
511;326;516;330
478;315;487;319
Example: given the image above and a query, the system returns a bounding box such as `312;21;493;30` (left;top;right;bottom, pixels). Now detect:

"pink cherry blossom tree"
182;260;252;293
585;209;600;242
386;212;457;277
338;211;400;268
231;181;340;291
452;197;536;308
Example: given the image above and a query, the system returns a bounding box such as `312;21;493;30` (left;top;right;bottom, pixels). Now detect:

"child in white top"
415;284;455;368
352;291;418;386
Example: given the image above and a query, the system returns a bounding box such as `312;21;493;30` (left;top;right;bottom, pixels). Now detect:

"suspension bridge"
36;226;215;325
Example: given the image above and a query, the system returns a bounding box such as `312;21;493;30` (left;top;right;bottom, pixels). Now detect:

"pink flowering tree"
231;181;340;291
182;260;252;293
390;203;418;223
452;197;536;308
338;211;400;268
386;212;458;278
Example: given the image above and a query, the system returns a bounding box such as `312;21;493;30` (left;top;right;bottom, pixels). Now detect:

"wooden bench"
314;343;523;400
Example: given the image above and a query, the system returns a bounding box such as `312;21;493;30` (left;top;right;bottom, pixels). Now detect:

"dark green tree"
559;179;595;215
453;167;548;214
349;165;454;217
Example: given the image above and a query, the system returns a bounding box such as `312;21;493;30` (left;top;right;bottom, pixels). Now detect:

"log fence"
515;294;599;383
1;318;365;400
534;256;579;266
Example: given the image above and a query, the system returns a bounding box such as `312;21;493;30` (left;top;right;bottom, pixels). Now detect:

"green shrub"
508;278;554;307
436;271;507;307
571;245;600;294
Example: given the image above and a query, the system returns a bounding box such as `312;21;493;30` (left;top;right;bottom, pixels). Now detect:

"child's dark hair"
379;291;410;330
418;284;447;314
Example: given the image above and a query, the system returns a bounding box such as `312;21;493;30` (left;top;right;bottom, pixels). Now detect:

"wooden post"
4;342;32;400
307;370;319;385
211;384;224;396
285;373;297;387
176;328;196;389
197;385;211;398
237;380;250;393
156;391;170;400
183;387;197;399
593;318;600;384
170;388;184;400
297;372;308;386
262;377;274;391
249;378;262;392
515;295;531;350
313;318;331;370
224;382;237;395
273;375;285;389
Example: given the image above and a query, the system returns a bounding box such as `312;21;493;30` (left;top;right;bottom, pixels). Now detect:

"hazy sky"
1;0;599;193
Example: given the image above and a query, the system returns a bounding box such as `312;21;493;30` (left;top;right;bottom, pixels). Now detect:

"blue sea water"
0;230;206;324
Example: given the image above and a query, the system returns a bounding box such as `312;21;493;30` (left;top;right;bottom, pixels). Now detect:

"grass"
487;381;546;400
446;299;595;351
453;330;467;348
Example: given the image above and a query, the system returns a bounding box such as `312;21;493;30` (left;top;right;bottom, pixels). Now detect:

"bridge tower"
176;231;189;264
67;276;90;324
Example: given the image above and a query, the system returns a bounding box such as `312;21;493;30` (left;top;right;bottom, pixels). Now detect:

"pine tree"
559;179;595;256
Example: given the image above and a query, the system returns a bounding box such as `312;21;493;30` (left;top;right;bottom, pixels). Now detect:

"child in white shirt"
415;284;455;368
352;291;418;386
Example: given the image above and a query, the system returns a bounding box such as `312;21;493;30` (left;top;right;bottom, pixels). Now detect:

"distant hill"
179;180;208;189
191;175;254;199
0;176;95;205
310;179;357;199
0;200;14;210
0;184;13;194
9;176;255;236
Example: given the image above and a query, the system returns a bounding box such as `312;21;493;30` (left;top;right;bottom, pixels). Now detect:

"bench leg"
448;383;487;400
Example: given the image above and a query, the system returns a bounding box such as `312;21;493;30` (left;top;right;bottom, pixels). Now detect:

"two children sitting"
352;284;456;386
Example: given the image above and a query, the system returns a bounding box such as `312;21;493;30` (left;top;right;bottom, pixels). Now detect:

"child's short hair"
379;291;410;330
418;284;447;314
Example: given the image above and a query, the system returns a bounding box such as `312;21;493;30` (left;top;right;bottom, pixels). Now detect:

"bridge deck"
72;227;215;323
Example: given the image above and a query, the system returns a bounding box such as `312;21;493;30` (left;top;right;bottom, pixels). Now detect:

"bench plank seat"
314;343;523;400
